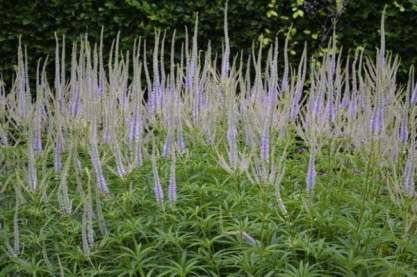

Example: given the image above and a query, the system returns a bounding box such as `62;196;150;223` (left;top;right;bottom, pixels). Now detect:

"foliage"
2;142;417;275
1;5;417;275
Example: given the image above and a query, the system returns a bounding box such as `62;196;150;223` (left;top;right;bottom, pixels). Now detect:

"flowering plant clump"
1;6;417;276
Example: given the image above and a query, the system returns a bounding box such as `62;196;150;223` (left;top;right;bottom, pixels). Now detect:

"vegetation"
1;4;417;276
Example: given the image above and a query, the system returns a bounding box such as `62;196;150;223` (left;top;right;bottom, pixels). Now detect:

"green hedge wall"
0;0;416;85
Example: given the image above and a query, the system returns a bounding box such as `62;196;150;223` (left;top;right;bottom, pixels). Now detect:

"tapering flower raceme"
129;101;144;168
146;32;162;115
27;132;38;191
348;98;357;118
16;39;30;119
260;128;270;162
310;96;323;119
281;32;290;92
32;66;45;153
95;190;108;236
289;46;307;120
82;190;95;256
54;133;63;173
176;117;187;153
58;153;73;214
227;110;238;169
242;113;255;149
186;16;198;92
32;116;42;153
13;200;20;256
403;145;415;197
163;132;174;158
168;155;177;203
128;103;142;144
411;85;417;104
325;100;337;123
151;155;164;206
133;136;143;168
221;2;230;80
399;115;409;143
113;141;127;177
371;107;385;135
306;150;317;193
262;93;276;162
54;34;66;113
89;120;109;194
162;91;177;158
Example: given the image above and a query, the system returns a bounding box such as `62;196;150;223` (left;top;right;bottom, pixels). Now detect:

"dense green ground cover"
2;137;417;276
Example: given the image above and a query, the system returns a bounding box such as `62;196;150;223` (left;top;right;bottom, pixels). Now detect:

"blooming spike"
306;151;317;193
168;155;177;203
151;155;164;206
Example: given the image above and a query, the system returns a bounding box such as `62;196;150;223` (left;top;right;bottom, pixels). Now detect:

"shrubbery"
1;0;417;84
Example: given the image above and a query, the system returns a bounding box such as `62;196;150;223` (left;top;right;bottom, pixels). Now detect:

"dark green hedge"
0;0;416;85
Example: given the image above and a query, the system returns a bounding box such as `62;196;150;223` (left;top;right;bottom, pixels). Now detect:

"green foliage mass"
2;137;417;275
0;0;417;84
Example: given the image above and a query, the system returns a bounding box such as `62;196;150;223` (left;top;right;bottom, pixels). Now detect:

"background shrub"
0;0;416;85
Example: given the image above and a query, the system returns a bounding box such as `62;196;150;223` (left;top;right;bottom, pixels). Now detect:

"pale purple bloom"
70;87;81;117
399;116;409;143
28;143;38;191
227;113;238;169
371;108;384;135
310;96;322;118
152;157;164;205
32;120;42;153
97;83;104;96
177;120;187;153
90;122;109;193
348;99;357;117
134;140;143;168
306;151;317;193
168;158;177;203
128;107;142;144
221;3;230;79
326;101;336;122
411;85;417;104
260;128;270;162
163;133;173;158
54;136;63;173
114;146;127;177
403;155;415;197
341;94;349;108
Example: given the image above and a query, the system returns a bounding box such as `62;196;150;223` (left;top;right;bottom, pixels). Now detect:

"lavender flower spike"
306;151;317;193
151;155;164;205
399;116;409;143
403;146;415;197
168;155;177;203
90;121;109;193
411;85;417;104
27;133;38;191
54;135;63;173
163;132;173;158
260;127;270;162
